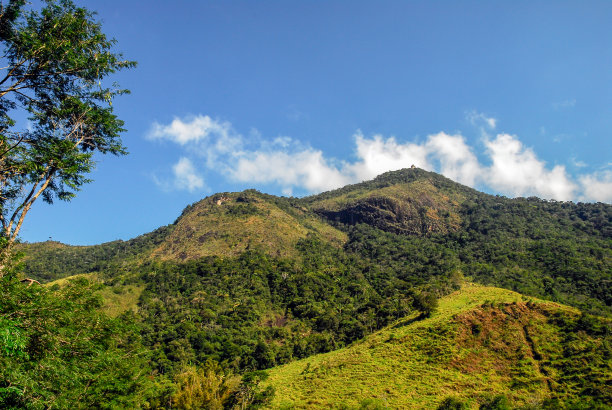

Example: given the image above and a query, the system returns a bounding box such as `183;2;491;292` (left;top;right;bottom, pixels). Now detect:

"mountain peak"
152;190;346;261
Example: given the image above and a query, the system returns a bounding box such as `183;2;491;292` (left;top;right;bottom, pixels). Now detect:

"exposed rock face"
315;195;459;235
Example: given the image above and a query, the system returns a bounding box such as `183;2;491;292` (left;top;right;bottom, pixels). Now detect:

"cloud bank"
147;114;610;203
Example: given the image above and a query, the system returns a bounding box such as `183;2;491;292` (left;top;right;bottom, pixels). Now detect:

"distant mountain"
306;168;469;235
16;225;173;282
150;190;346;261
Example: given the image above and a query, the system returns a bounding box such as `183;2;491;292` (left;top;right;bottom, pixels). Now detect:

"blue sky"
21;0;612;245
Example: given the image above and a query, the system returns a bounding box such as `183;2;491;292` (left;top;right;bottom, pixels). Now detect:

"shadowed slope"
305;168;475;235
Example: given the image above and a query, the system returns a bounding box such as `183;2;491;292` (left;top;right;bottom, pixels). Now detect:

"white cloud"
148;115;233;146
552;133;572;143
467;111;497;130
484;134;577;200
571;158;587;168
426;132;481;186
579;171;612;203
148;115;242;170
232;149;350;192
552;99;576;110
172;157;205;192
147;114;609;203
346;133;431;182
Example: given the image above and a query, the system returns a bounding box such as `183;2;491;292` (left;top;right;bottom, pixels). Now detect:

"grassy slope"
263;284;609;409
152;190;346;261
47;274;143;317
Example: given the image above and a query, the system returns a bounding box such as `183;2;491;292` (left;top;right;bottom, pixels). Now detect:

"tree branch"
20;277;41;286
9;168;56;242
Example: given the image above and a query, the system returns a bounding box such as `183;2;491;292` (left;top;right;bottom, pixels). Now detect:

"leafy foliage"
171;361;240;410
0;0;135;263
137;235;452;375
452;196;612;315
306;168;611;316
263;285;611;409
0;273;160;409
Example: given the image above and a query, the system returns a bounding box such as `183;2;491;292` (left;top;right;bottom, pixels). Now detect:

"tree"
0;0;135;271
413;291;438;318
171;361;241;409
0;275;158;408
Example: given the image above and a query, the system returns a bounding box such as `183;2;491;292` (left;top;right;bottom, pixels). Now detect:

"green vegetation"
137;234;460;376
7;167;612;408
263;285;611;409
0;270;161;408
47;273;144;317
453;195;611;316
306;168;469;235
22;168;611;318
17;225;173;282
151;190;346;262
0;0;609;407
311;168;611;316
0;0;135;265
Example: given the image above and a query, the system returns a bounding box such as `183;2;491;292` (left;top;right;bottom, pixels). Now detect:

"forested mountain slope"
6;168;612;408
20;167;612;316
15;225;173;282
305;167;472;235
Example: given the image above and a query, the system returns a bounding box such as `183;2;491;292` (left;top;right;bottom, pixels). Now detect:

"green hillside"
15;225;173;282
151;190;346;261
17;167;612;321
19;168;612;318
46;273;144;318
263;284;611;409
17;189;347;282
6;168;611;408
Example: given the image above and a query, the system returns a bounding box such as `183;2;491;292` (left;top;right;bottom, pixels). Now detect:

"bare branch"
0;133;27;158
20;277;41;286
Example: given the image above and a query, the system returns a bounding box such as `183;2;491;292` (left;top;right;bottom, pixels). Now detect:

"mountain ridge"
18;167;612;318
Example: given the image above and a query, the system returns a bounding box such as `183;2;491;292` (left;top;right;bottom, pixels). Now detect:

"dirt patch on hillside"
451;302;556;391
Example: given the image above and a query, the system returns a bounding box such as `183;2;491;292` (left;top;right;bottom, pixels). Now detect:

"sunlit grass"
152;191;347;261
47;274;143;317
263;284;582;409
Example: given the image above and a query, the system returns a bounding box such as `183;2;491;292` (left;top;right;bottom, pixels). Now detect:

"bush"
413;291;439;318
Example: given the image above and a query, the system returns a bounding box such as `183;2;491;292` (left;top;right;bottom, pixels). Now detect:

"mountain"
8;167;611;408
15;225;173;282
150;190;346;261
22;167;610;314
16;190;346;281
305;167;474;235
